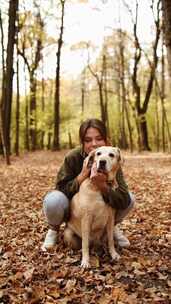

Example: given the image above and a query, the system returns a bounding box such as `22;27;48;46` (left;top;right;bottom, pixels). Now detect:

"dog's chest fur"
68;179;112;240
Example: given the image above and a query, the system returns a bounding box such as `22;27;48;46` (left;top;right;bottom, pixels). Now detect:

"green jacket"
56;146;131;210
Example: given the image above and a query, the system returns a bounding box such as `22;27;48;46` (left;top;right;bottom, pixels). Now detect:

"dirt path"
0;151;170;304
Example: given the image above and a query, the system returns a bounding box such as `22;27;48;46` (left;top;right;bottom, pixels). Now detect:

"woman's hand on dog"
77;153;108;192
90;169;108;193
77;158;91;185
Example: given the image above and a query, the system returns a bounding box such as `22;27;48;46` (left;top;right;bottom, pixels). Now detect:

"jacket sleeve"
103;167;131;210
55;154;80;200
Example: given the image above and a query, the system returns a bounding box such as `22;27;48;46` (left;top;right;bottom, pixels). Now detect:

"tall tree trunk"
161;39;166;152
47;132;52;150
41;64;45;149
119;34;129;150
30;75;37;151
25;96;30;151
131;0;161;151
24;64;30;151
162;0;171;77
15;20;20;156
154;81;160;151
103;54;109;135
53;0;66;150
154;58;171;152
160;46;171;151
116;78;122;146
88;56;107;128
15;51;20;156
139;118;150;151
0;10;5;155
125;102;133;152
98;79;106;124
1;0;18;164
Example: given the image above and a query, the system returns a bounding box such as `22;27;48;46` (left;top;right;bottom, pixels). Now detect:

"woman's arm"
102;167;130;210
116;167;128;193
56;156;80;199
55;149;90;199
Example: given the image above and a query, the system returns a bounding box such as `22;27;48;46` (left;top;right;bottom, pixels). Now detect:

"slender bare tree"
162;0;171;77
123;0;161;150
1;0;19;164
0;9;5;155
53;0;66;150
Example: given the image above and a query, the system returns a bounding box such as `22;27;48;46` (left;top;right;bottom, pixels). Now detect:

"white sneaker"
114;226;130;248
41;229;57;251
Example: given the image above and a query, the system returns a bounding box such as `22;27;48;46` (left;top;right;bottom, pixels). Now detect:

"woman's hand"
77;158;91;185
91;172;108;193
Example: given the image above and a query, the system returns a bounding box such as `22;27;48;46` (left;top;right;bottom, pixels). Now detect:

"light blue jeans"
43;190;135;228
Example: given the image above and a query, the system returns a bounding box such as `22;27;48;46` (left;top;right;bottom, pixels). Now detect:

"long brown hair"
79;118;107;144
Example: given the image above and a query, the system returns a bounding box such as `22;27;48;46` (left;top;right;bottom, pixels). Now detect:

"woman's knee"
43;190;69;226
115;192;135;224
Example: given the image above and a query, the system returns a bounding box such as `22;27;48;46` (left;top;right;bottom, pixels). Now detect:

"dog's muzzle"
97;159;107;172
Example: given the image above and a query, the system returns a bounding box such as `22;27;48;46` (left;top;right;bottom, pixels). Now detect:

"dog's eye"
109;153;115;158
97;152;101;156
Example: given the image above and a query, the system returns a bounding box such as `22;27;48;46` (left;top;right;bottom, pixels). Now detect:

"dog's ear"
87;155;94;169
116;147;124;164
117;147;121;161
86;150;95;169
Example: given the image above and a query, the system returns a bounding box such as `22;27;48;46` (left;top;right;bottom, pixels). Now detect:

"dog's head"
87;146;122;182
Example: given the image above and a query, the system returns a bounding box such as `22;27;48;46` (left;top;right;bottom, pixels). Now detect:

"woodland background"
0;0;171;164
0;1;171;303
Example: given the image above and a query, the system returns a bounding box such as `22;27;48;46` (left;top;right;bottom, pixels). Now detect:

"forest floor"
0;150;171;304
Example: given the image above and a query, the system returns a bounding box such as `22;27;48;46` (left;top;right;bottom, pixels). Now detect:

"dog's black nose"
99;160;106;168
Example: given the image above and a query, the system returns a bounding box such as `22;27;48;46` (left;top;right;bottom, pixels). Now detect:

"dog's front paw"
81;258;90;268
110;251;120;261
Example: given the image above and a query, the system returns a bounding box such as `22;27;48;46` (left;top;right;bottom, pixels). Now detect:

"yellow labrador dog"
64;146;122;268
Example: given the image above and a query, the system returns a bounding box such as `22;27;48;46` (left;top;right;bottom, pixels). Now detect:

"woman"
42;118;135;250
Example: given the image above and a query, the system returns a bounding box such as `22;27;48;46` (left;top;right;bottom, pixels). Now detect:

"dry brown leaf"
23;267;35;281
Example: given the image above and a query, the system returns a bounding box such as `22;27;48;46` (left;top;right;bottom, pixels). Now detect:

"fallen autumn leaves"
0;151;171;304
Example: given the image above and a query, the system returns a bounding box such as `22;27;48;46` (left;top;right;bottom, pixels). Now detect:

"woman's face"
83;127;106;155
